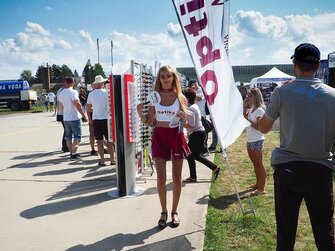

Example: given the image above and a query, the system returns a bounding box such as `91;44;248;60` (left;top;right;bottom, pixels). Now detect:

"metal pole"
97;38;100;65
111;40;114;67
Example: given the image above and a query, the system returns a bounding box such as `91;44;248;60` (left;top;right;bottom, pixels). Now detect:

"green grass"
0;105;45;115
204;131;318;251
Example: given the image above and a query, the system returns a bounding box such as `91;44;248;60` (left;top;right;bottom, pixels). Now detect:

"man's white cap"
93;75;107;84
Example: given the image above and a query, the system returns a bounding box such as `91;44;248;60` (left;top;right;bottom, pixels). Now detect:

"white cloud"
1;11;335;79
25;21;51;36
79;29;95;49
229;11;335;65
45;6;52;11
167;22;182;37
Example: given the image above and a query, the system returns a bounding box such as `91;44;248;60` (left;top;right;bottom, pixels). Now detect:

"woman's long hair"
248;87;266;110
154;65;187;112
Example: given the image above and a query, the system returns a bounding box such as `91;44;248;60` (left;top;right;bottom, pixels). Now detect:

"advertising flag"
172;0;249;147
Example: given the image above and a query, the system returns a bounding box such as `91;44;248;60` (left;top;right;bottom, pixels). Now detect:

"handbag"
56;114;63;122
201;117;214;133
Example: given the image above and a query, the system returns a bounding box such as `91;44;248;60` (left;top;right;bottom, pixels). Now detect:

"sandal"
213;167;220;180
171;212;180;228
250;189;266;196
183;177;197;183
110;161;116;165
158;212;168;229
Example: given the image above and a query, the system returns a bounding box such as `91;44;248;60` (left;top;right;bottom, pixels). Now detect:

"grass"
204;131;318;251
0;104;45;115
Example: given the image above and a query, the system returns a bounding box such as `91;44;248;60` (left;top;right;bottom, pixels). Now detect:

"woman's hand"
137;103;144;115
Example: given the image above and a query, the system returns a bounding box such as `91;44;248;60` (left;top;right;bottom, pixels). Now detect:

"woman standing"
136;65;190;229
243;88;266;195
183;88;220;183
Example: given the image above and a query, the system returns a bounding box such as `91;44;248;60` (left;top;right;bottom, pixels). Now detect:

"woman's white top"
246;107;265;142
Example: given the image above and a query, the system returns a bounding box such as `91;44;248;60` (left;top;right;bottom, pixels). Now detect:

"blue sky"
0;0;335;79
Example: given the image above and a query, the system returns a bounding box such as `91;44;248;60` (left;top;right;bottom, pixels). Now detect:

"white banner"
172;0;249;147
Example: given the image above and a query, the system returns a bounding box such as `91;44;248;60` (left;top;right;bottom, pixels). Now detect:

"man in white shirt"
47;92;56;114
58;77;88;159
86;75;115;166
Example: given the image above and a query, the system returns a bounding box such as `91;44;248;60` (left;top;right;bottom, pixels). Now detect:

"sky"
0;0;335;79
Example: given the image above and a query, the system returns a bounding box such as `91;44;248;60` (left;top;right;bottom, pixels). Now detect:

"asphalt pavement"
0;112;216;251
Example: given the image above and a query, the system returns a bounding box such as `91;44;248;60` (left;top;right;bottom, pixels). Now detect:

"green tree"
92;63;106;79
50;64;62;83
20;70;34;85
61;64;73;79
34;66;44;83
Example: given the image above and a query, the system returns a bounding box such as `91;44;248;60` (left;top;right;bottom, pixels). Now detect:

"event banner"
172;0;249;147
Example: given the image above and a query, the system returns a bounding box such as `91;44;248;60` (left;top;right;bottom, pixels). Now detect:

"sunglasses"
160;74;172;79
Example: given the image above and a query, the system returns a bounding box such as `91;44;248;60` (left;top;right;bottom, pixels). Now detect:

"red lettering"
196;36;221;67
200;70;218;105
184;12;208;37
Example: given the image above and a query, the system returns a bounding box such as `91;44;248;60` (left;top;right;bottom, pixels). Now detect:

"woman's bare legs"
155;158;168;219
247;148;266;192
171;158;183;223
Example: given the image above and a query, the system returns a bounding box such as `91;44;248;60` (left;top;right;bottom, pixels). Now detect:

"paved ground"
0;112;216;251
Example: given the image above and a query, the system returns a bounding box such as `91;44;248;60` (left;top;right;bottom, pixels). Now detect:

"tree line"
19;60;106;86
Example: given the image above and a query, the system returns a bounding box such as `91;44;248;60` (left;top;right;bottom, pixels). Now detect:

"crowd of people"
50;43;334;250
55;75;115;166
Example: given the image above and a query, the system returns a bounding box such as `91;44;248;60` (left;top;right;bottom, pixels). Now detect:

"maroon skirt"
152;127;190;160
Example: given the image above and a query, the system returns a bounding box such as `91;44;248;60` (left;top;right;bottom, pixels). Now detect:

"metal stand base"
107;186;145;198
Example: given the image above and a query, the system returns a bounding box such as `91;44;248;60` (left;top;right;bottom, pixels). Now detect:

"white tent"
250;67;295;88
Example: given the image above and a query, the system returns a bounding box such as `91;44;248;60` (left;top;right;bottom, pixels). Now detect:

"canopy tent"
250;67;295;88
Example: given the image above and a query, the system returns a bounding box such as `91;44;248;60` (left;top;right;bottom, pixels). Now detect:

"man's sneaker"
70;153;80;159
90;150;98;156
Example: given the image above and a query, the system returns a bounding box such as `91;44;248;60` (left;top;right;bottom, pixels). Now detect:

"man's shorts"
64;119;82;142
247;139;264;151
93;119;108;140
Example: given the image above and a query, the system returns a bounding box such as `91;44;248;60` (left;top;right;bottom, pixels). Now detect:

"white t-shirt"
47;92;56;103
86;88;108;120
58;88;81;121
186;104;205;136
195;88;206;117
246;107;265;142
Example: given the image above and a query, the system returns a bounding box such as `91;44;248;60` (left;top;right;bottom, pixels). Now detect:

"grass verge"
204;131;317;251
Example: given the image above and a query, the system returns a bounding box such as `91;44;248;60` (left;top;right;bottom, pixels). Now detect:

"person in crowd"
183;88;220;183
188;80;209;156
79;87;87;113
47;92;56;114
243;87;266;196
88;83;97;156
58;77;88;159
86;75;115;166
258;43;335;250
239;82;248;100
56;82;69;153
208;124;222;153
136;65;190;229
40;93;49;112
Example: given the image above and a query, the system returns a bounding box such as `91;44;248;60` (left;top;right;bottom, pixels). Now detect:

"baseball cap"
290;43;320;64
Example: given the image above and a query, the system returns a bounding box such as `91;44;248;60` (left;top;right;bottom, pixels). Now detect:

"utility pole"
111;40;114;67
97;38;100;65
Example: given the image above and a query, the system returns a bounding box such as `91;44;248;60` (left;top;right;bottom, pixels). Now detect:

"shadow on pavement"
46;175;117;201
66;228;196;251
20;192;112;219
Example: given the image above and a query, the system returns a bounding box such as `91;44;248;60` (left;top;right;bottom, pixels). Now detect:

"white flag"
172;0;249;147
